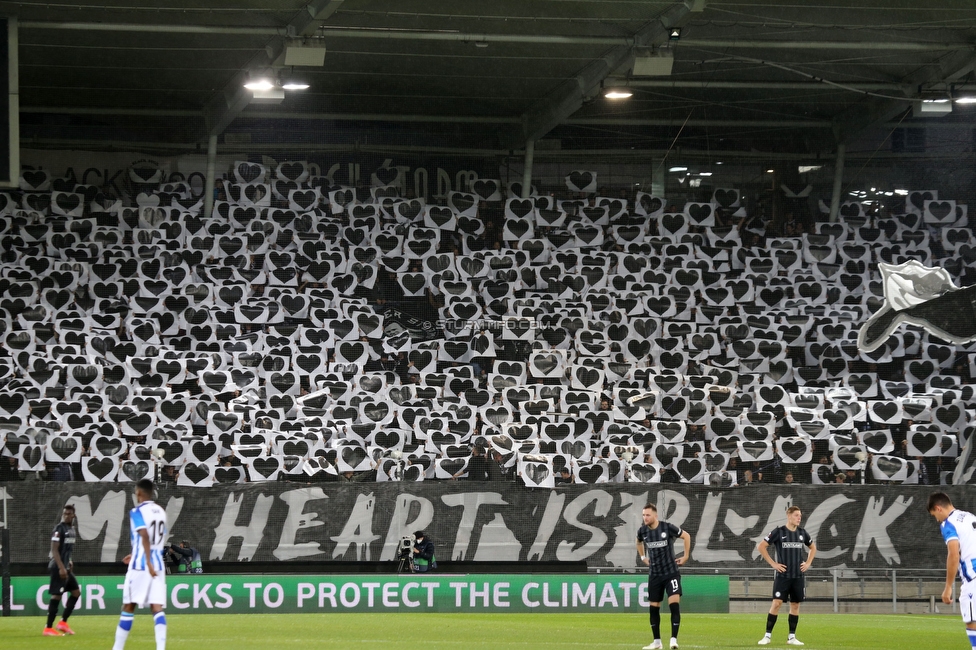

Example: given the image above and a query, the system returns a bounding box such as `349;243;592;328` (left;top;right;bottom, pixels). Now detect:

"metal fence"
590;567;958;615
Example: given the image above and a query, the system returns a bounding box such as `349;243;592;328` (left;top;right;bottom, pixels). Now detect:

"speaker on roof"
284;44;327;67
632;49;673;77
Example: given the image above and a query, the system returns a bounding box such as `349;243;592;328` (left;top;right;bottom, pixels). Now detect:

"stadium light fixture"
604;88;633;99
669;166;687;172
766;169;775;173
699;172;713;177
279;67;310;91
244;77;275;91
956;96;976;104
282;78;310;91
669;28;681;40
246;69;308;97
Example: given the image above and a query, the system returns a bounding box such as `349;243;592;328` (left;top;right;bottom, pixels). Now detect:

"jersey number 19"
147;520;165;545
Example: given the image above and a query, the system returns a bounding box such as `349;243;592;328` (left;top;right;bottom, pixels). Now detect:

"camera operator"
166;540;202;574
412;530;436;573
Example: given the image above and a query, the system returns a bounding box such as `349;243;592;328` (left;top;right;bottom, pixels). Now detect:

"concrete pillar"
828;143;846;223
203;134;218;218
652;162;665;198
521;139;535;199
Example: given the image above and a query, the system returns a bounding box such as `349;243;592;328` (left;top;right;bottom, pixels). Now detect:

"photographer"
166;540;203;574
412;530;436;573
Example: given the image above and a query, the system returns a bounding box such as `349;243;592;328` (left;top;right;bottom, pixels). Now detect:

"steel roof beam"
516;2;697;147
678;39;972;52
832;48;976;144
19;21;972;53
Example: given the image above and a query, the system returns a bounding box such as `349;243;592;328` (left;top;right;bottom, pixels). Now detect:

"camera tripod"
397;551;415;574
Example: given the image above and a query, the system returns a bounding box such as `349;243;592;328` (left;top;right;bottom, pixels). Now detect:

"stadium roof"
14;0;976;156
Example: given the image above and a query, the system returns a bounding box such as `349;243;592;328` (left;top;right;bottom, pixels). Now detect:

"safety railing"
589;567;956;614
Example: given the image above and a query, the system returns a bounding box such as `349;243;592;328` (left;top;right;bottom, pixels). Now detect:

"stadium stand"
0;164;973;490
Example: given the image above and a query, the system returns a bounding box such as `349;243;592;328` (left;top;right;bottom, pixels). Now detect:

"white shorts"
962;581;975;624
122;570;167;608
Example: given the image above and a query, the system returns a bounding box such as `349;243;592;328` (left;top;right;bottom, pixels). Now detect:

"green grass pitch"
0;612;967;649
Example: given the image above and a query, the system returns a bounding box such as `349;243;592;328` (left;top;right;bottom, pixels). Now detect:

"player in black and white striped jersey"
636;503;692;650
757;505;817;646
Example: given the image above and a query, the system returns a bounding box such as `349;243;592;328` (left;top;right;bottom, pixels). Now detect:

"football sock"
649;605;661;640
46;598;60;628
788;614;799;636
62;594;79;622
113;611;134;650
154;611;167;650
967;629;976;648
669;602;681;639
766;613;778;634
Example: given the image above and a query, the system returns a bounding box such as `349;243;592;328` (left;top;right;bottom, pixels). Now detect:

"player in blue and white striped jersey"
928;492;976;649
114;479;168;650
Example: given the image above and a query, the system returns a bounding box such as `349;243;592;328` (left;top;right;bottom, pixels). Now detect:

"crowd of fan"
0;162;972;488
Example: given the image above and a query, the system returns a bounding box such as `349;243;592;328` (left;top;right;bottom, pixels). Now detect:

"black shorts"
772;575;804;603
648;574;682;603
49;568;79;598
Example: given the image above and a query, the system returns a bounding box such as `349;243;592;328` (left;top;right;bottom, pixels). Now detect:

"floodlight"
282;78;310;91
244;77;275;91
604;88;633;99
